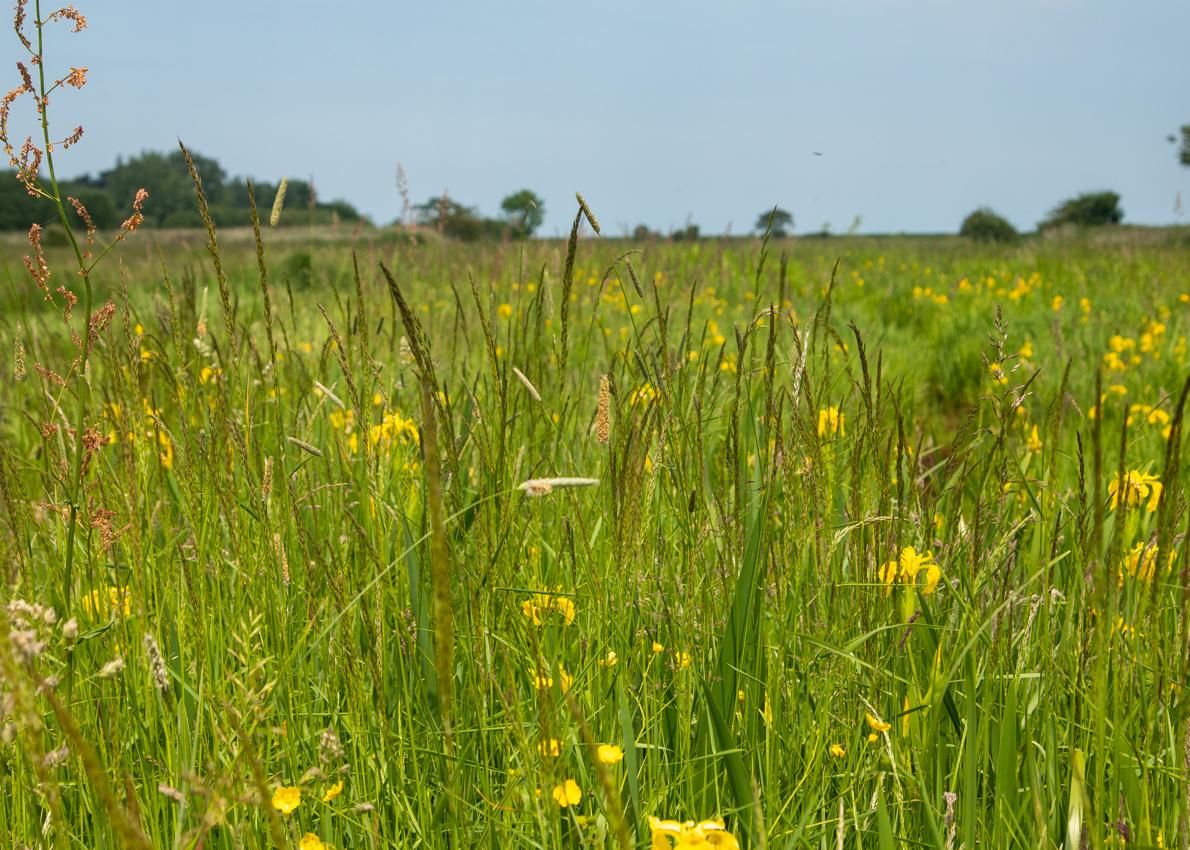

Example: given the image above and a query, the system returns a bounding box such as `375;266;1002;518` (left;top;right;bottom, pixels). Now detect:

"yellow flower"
829;743;846;758
552;779;582;808
649;816;739;849
539;738;562;758
877;560;897;595
521;591;576;626
988;361;1008;385
884;546;942;595
272;785;301;815
597;650;618;668
921;562;942;595
321;779;343;802
1109;470;1163;512
521;598;542;625
1051;295;1064;311
867;732;879;743
817;406;845;439
629;383;658;407
551;595;576;625
1120;542;1174;584
865;712;891;733
299;834;327;850
652;641;665;654
1025;424;1042;454
531;669;553;690
894;542;932;576
497;303;513;319
1018;339;1033;359
674;651;692;670
597;744;624;764
81;586;132;619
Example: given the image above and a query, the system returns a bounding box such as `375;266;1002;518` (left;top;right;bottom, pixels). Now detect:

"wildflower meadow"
2;4;1190;850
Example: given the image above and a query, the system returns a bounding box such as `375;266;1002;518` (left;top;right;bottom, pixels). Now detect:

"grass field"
2;201;1190;849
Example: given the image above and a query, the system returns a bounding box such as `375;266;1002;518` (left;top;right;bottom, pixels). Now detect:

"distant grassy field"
2;218;1190;850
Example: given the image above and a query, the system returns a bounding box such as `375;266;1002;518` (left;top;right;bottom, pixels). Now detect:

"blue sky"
8;0;1189;234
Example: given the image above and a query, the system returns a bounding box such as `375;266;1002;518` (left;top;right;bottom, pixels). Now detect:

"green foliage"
0;172;118;230
414;195;502;241
4;204;1190;850
102;149;225;225
755;207;794;237
1041;190;1124;230
671;222;700;241
959;207;1018;243
280;250;315;288
1177;125;1190;166
0;152;365;231
500;189;545;238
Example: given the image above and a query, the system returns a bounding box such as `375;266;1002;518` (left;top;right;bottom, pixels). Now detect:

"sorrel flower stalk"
3;1;147;615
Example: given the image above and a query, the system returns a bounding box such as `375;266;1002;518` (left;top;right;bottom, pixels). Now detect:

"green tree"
1040;191;1123;230
0;172;118;230
415;196;500;241
1178;125;1190;166
500;189;544;238
98;149;226;226
959;207;1018;243
755;207;794;237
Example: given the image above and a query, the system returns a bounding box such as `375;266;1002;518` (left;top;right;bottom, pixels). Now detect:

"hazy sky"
7;0;1189;234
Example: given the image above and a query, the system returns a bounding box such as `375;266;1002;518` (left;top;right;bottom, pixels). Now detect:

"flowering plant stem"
33;0;94;616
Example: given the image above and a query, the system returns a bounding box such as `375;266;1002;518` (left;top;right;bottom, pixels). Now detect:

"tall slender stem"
34;0;94;616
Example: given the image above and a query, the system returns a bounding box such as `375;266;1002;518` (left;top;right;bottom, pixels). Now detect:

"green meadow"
3;214;1190;849
3;4;1190;849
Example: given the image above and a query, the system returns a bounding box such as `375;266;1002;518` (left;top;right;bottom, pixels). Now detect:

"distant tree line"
960;191;1126;243
0;149;364;231
413;189;545;240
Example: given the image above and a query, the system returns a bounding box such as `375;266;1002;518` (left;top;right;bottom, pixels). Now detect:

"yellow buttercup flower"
829;743;846;758
865;712;891;733
271;785;301;815
321;779;343;802
299;834;327;850
597;744;624;764
552;778;581;808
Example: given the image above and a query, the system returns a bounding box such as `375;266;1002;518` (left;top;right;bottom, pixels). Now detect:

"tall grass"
1;7;1190;849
